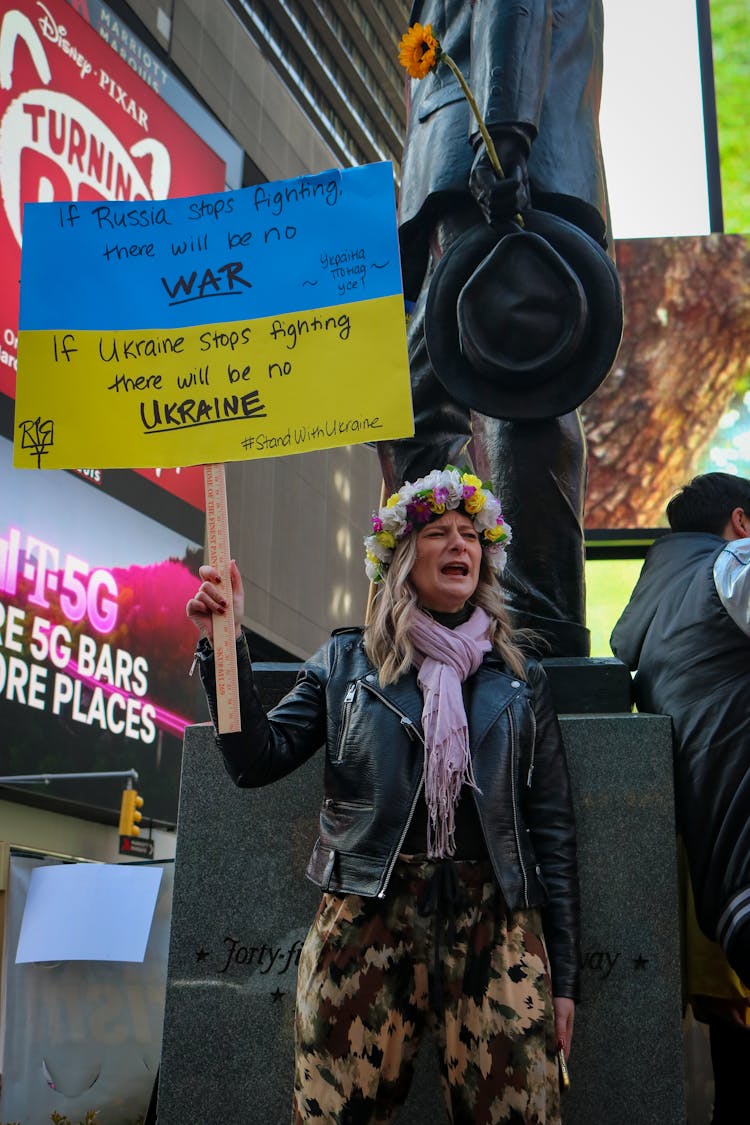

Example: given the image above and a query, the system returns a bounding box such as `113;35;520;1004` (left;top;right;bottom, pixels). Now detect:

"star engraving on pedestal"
196;947;209;962
633;954;649;970
271;988;285;1002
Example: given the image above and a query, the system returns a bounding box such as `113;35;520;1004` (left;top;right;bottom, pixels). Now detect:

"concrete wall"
225;448;384;658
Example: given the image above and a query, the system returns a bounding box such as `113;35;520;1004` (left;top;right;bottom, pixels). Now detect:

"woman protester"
186;465;579;1125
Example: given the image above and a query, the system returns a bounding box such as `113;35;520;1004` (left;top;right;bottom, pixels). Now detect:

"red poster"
0;0;226;403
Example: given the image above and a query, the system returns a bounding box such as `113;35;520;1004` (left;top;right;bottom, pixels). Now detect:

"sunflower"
398;23;440;80
396;21;511;195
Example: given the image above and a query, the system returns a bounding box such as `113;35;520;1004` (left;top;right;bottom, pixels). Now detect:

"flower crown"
364;466;512;583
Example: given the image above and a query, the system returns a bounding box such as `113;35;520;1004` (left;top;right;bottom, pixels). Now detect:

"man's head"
667;472;750;540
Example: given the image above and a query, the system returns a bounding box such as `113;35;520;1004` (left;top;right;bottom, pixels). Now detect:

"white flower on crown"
365;555;381;583
443;468;467;508
379;500;407;535
474;491;503;532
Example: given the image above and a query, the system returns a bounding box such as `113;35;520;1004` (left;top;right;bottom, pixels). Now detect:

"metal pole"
695;0;724;233
0;770;139;785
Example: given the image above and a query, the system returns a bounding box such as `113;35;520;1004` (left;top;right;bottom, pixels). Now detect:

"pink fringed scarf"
409;606;492;858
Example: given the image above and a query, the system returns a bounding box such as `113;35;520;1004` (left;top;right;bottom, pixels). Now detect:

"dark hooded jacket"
199;627;580;1000
611;532;750;986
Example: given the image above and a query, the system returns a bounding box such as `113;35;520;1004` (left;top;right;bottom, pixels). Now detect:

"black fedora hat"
424;210;623;420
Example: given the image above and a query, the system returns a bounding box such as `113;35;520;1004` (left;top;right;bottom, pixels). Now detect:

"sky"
600;0;711;239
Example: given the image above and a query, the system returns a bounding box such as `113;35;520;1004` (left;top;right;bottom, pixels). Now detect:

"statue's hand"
469;131;530;229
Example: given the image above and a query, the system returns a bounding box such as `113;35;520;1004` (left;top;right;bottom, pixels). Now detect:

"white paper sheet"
15;863;163;963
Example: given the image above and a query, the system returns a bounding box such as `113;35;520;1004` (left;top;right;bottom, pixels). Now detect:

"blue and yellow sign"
14;162;413;469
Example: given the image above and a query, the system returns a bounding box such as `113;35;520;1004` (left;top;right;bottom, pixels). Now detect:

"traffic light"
119;787;144;837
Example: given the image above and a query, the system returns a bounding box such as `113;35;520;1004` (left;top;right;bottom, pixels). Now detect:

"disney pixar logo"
36;1;93;80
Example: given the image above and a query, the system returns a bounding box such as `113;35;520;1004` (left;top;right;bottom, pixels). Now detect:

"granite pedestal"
158;662;685;1124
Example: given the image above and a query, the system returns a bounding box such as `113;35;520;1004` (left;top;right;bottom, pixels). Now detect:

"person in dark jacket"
379;0;616;657
610;472;750;1124
188;466;579;1125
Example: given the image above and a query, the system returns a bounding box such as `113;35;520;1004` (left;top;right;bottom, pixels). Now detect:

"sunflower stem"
440;51;524;228
440;53;504;177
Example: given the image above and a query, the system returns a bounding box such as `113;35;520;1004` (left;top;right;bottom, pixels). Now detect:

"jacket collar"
358;652;527;743
467;661;527;749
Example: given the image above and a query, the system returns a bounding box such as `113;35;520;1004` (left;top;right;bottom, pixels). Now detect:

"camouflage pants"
293;856;560;1124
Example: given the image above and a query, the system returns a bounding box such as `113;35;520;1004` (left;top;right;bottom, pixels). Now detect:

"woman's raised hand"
186;560;244;643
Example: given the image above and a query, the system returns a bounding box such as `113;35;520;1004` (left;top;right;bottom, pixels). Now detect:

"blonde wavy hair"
363;532;528;685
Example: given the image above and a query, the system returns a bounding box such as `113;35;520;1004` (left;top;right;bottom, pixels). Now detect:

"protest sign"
14;161;413;470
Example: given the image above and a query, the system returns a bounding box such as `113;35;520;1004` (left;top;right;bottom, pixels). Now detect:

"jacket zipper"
323;796;372;812
508;707;529;906
360;680;426;898
527;705;537;787
378;775;425;898
335;681;357;762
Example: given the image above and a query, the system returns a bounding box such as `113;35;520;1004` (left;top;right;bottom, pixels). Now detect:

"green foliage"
710;0;750;232
586;557;644;657
734;369;750;397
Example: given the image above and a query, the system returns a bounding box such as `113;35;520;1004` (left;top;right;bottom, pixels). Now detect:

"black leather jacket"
199;628;580;999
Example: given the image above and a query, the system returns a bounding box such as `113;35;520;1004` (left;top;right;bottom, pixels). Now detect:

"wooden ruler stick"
204;463;241;733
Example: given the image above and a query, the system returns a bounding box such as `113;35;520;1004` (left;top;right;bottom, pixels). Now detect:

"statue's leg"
378;213;477;493
471;410;590;657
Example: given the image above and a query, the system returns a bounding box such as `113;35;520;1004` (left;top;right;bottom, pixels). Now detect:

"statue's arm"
469;0;552;143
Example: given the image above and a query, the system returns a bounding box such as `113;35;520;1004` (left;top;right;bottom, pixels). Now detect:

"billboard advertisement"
0;0;227;818
67;0;244;190
0;425;206;822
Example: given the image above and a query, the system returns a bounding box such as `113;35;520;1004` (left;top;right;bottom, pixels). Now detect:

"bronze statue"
380;0;622;655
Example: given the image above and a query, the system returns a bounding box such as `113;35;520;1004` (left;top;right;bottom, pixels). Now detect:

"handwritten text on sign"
14;162;413;469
